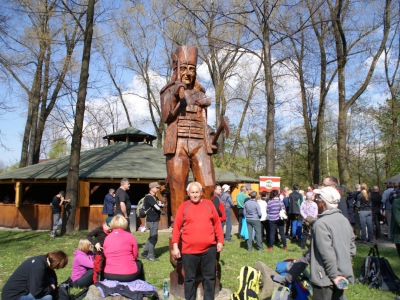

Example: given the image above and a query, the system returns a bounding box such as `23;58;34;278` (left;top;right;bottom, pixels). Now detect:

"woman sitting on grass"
71;238;94;288
103;215;145;281
2;250;68;300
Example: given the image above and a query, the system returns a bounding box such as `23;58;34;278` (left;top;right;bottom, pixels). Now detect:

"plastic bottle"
336;279;349;289
163;282;169;299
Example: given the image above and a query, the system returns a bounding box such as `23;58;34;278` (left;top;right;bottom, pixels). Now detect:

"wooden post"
15;182;23;208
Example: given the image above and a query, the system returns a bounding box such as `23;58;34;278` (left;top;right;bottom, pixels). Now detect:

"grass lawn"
0;230;399;299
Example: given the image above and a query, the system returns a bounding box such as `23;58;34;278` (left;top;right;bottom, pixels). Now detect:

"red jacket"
172;199;224;254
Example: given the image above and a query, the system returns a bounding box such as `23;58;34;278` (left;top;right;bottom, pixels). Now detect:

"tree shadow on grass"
0;231;44;246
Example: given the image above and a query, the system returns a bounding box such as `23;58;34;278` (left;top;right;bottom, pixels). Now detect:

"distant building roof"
103;127;156;145
0;142;258;183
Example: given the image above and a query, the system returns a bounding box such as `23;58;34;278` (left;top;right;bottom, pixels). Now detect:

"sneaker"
140;253;147;259
247;249;252;252
225;239;233;242
50;232;55;238
283;247;287;251
268;247;273;251
146;257;159;262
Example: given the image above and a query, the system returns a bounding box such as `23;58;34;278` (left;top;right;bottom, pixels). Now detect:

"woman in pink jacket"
71;238;94;287
103;215;144;281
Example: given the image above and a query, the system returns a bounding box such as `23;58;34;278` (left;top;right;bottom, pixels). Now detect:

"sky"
0;52;391;168
0;0;394;168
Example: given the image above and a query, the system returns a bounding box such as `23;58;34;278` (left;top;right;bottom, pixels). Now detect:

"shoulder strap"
144;194;155;212
203;200;213;216
182;202;191;226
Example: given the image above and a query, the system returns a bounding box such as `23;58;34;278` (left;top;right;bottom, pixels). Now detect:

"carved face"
180;64;196;87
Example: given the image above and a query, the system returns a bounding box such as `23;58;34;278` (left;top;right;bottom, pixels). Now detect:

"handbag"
240;217;249;239
279;201;288;220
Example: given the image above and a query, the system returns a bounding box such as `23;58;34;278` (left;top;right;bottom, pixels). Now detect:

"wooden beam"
78;181;90;207
90;183;102;195
14;182;23;208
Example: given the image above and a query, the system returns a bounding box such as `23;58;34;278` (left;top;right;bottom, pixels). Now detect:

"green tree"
48;139;69;159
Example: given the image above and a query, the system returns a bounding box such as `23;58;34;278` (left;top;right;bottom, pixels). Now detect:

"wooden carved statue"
160;45;229;218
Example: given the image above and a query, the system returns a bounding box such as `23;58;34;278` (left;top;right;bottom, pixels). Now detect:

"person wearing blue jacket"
102;189;115;217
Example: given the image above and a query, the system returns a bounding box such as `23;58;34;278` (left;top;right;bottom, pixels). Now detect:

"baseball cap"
317;186;340;209
222;184;230;193
149;182;160;188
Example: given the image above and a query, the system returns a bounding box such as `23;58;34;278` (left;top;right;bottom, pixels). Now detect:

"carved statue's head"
171;46;204;91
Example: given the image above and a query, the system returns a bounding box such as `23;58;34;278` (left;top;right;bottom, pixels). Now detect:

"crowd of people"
3;176;400;300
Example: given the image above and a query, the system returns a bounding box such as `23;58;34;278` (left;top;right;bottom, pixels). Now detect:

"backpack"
271;286;292;300
231;266;262;300
136;194;152;218
56;278;72;300
356;244;400;291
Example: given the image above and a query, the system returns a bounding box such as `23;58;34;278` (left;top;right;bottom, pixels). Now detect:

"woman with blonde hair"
357;183;373;243
103;215;144;281
71;238;94;287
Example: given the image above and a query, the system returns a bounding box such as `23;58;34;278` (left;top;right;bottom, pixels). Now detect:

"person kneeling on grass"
86;216;112;283
71;238;94;288
103;215;145;281
2;250;68;300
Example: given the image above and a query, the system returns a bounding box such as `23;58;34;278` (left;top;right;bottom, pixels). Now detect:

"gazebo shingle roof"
0;142;258;183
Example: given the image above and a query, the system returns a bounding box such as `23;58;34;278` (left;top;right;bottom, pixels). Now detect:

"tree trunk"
331;0;391;185
263;35;275;175
66;0;95;234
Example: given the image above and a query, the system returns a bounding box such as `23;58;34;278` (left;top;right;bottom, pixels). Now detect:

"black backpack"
56;278;71;300
356;244;400;292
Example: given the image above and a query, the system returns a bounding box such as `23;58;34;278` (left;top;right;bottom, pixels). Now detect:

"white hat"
222;184;230;193
317;186;341;209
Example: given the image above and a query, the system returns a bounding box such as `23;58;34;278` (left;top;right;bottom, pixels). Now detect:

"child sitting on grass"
71;238;94;288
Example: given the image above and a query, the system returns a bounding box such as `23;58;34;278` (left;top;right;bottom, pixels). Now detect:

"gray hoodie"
310;208;356;287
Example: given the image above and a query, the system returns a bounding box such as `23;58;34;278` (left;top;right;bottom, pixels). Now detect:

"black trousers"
285;213;296;236
372;212;381;239
182;245;217;300
73;269;93;288
238;208;244;237
312;284;345;300
104;260;145;282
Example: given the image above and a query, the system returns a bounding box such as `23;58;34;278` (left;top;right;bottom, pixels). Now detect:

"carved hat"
172;45;198;69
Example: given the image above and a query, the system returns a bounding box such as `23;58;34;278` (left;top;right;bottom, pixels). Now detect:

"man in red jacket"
171;182;224;300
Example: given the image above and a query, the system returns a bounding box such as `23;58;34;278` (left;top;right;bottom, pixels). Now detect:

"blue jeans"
20;294;53;300
224;206;232;240
142;221;158;259
359;210;373;242
52;213;62;232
